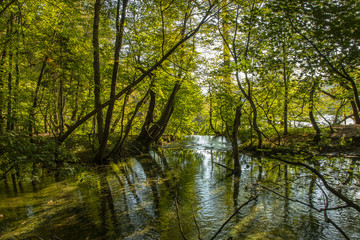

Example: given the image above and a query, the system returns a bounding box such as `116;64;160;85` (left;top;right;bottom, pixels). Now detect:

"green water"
1;135;359;239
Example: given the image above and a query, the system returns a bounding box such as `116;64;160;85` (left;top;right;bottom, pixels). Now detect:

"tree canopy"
0;0;359;161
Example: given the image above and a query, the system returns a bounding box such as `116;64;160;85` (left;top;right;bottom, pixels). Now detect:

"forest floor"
241;124;360;158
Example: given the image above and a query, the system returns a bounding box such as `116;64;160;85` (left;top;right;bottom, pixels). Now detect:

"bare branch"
316;182;350;240
210;196;258;240
271;156;360;212
192;205;202;240
0;0;17;17
175;190;188;240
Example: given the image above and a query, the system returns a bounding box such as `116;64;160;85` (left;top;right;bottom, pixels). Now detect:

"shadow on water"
0;135;360;239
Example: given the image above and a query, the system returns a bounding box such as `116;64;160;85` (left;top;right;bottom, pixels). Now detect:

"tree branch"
209;196;258;240
271;156;360;212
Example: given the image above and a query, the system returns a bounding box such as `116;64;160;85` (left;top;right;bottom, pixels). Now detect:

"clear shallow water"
0;135;359;239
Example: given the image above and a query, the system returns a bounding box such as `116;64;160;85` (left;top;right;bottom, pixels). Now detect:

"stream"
0;135;359;239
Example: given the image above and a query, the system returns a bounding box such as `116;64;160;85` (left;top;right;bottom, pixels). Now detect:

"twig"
259;184;349;213
316;182;350;240
192;205;202;240
0;0;17;17
261;181;351;239
175;190;188;240
259;184;317;211
26;237;45;240
0;165;14;180
213;162;234;172
270;156;360;212
209;196;258;240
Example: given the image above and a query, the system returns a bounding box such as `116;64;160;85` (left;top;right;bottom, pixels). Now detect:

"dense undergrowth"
0;132;78;181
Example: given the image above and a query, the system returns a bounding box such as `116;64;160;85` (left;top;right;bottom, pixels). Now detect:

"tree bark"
0;50;6;133
136;89;156;145
309;83;321;143
28;58;47;135
282;40;289;135
93;0;104;142
209;84;220;135
232;105;241;175
108;89;151;158
96;0;129;163
350;100;360;124
7;51;13;131
12;52;19;131
0;0;17;17
133;82;181;152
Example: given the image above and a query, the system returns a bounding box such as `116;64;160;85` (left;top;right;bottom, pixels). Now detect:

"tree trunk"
93;0;104;142
309;83;321;143
283;40;289;135
58;73;65;135
209;84;220;135
133;82;181;152
0;50;6;133
108;89;150;158
96;0;129;163
28;58;47;135
28;31;56;135
135;89;156;147
347;76;360;120
350;100;360;124
12;53;19;131
232;106;241;175
7;51;13;131
290;20;360;125
232;24;262;148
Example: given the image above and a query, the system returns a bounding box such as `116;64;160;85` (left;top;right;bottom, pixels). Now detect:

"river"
0;135;359;239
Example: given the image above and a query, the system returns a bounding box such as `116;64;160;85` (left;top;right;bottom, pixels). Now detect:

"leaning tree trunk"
107;89;151;158
350;100;360;124
133;82;181;153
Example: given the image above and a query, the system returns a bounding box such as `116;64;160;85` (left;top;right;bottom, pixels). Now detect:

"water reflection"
0;136;359;239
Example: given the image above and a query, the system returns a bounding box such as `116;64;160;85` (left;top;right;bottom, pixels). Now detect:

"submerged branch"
316;182;350;240
175;189;188;240
259;184;317;211
270;156;360;212
260;183;351;240
192;205;202;240
209;196;258;240
214;161;234;172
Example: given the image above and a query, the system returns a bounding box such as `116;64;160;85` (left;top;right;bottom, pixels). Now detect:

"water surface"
1;135;359;239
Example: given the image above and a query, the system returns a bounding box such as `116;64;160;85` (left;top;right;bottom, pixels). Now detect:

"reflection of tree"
259;155;360;239
233;176;240;207
136;154;165;215
342;158;357;186
97;168;121;237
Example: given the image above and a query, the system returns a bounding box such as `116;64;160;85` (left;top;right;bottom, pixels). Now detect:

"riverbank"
240;124;360;158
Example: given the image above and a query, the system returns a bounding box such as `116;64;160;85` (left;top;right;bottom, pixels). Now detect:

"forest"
0;0;360;239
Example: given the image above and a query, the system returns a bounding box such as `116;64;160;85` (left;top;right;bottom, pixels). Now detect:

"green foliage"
0;132;77;180
0;0;359;158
